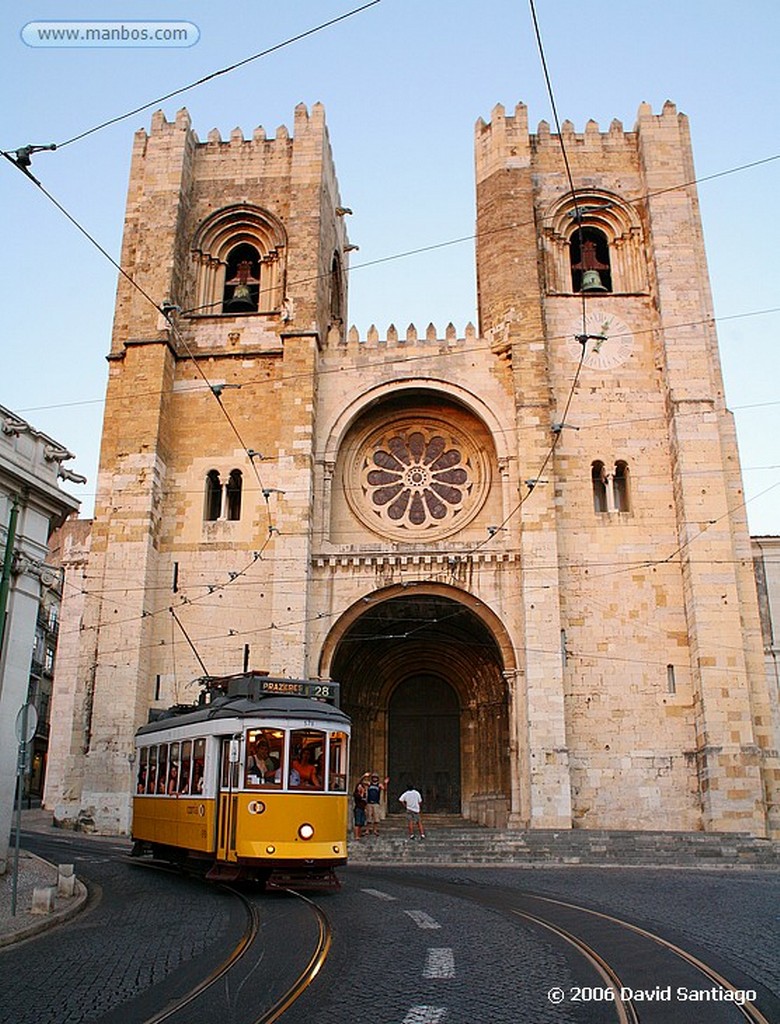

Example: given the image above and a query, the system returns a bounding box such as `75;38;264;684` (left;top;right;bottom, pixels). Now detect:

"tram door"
388;676;461;814
216;737;240;861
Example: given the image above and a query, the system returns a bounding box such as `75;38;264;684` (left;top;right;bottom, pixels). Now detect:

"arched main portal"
323;589;513;826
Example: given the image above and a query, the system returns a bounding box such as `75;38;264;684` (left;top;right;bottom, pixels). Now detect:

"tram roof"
135;695;350;737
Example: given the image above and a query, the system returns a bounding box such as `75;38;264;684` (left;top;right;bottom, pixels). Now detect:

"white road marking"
423;948;455;978
403;910;441;929
402;1007;447;1023
360;887;397;901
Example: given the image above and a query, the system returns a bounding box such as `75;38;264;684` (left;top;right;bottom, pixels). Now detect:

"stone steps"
349;819;780;867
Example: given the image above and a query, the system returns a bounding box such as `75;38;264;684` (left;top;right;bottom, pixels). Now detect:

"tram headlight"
298;823;315;841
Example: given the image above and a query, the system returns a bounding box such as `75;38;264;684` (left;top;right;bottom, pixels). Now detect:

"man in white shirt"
399;786;425;839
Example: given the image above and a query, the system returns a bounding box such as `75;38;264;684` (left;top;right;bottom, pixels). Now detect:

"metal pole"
11;707;29;916
0;496;20;664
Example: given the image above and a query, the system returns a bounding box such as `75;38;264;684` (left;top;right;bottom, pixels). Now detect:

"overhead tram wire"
3;50;775;561
177;152;780;320
528;0;588;330
0;173;286;677
0;159;281;560
0;6;385;615
4;134;778;417
5;29;773;680
462;0;593;559
2;151;282;550
54;578;750;679
54;472;780;666
47;1;382;151
464;0;780;559
481;32;762;556
0;155;160;312
9;175;773;598
11;301;780;430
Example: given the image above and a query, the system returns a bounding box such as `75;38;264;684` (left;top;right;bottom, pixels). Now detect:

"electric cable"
9;7;776;690
47;2;382;151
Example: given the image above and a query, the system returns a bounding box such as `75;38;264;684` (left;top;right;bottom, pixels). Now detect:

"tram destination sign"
261;678;338;702
225;674;340;705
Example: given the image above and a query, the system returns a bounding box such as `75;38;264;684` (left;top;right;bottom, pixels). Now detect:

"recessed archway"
321;586;514;825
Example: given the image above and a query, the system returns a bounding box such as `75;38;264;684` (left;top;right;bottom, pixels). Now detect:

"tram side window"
290;730;325;790
157;744;169;794
328;732;348;792
193;738;205;794
147;745;158;794
245;728;284;788
167;742;180;795
137;747;149;794
180;740;192;794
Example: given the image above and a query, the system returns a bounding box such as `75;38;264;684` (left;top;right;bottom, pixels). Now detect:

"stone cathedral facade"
46;100;779;838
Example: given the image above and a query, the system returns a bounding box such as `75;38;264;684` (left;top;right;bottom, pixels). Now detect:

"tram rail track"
141;882;259;1024
255;892;332;1024
372;871;772;1024
521;893;771;1024
131;861;333;1024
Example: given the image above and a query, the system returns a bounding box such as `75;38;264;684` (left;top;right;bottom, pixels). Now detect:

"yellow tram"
131;673;350;888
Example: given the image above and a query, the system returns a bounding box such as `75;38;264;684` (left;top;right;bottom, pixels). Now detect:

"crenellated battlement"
534;114;628;148
475;99;686;182
142;101;327;151
331;321;478;350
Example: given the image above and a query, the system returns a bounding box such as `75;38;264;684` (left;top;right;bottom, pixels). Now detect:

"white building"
0;406;80;873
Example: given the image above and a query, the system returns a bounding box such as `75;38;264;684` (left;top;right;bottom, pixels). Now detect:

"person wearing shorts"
398;786;425;839
365;773;389;836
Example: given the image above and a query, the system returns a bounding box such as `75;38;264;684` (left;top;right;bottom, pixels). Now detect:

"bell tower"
50;104;351;831
473;100;777;837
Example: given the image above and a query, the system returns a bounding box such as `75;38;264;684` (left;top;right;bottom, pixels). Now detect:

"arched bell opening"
324;589;513;826
570;226;612;293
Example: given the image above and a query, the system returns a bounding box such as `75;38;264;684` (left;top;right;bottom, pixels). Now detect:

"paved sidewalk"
0;810;88;948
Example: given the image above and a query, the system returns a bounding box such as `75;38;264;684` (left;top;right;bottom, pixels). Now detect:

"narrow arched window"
226;469;242;521
223;243;261;313
591;461;608;513
571;227;612;293
204;470;222;521
330;252;344;322
613;461;630;512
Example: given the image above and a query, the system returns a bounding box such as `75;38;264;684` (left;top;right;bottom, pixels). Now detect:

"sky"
2;0;779;533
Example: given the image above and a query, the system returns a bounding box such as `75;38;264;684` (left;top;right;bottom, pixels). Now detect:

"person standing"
365;772;389;836
353;772;369;840
398;785;425;839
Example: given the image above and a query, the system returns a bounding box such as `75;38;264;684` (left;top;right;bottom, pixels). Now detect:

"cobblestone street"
2;825;777;1024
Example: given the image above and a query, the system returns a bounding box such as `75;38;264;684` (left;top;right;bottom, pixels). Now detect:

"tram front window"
290;730;325;790
245;728;284;788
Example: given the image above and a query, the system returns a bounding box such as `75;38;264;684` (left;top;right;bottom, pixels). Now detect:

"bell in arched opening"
222;244;261;313
570;229;612;293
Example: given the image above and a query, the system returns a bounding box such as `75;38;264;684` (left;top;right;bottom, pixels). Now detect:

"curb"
0;853;89;949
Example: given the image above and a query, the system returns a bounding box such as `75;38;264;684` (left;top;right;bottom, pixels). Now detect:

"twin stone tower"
45;100;779;839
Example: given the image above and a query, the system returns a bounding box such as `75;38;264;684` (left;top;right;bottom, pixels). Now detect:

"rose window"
357;427;479;534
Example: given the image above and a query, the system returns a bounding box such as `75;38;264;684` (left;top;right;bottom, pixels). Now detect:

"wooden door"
388;676;460;813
